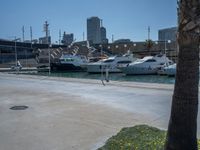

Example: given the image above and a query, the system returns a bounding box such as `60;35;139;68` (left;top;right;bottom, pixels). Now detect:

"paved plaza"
0;73;199;150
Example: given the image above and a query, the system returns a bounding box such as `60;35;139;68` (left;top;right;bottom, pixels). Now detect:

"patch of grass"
98;125;200;150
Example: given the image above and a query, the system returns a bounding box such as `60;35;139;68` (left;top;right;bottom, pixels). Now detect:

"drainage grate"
10;105;29;110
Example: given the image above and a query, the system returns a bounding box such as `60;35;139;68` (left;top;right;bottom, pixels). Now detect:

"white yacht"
164;63;176;76
86;52;137;73
120;54;173;75
51;53;88;71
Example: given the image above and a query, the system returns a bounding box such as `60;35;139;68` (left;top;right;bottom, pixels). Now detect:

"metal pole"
49;46;51;75
15;37;17;66
148;26;150;40
100;45;105;85
14;37;18;74
22;26;25;42
30;26;33;49
83;32;85;41
111;34;114;55
25;49;27;68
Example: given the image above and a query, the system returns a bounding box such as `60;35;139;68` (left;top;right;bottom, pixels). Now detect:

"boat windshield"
117;60;132;64
156;54;163;57
134;59;145;63
145;59;156;62
60;58;74;62
103;59;115;63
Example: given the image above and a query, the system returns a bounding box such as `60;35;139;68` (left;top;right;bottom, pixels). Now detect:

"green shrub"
98;125;200;150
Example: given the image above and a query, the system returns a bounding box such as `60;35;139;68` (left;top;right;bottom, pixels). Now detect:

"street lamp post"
164;40;171;54
15;38;17;66
13;37;21;74
99;44;104;85
100;44;103;58
25;49;27;68
124;44;127;53
133;43;136;52
9;37;20;66
48;45;52;76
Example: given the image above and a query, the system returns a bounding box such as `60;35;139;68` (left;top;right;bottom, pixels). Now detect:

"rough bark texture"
165;0;200;149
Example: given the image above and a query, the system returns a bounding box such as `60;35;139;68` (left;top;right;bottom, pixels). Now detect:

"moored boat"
51;53;88;71
86;51;137;73
120;54;173;75
164;63;176;76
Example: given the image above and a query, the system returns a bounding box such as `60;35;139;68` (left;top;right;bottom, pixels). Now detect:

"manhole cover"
10;105;29;110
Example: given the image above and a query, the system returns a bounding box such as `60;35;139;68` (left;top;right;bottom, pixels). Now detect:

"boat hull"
51;63;85;72
165;68;176;76
87;64;121;73
120;66;158;75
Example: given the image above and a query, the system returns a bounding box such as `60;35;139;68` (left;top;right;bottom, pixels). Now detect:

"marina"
0;0;197;149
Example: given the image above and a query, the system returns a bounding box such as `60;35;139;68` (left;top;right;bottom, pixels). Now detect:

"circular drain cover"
10;105;28;110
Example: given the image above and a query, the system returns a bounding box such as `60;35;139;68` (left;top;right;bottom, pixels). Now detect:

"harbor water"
26;71;176;84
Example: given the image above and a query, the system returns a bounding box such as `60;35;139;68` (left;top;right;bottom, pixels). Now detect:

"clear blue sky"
0;0;177;43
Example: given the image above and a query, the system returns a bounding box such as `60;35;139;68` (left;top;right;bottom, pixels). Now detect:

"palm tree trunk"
165;0;200;149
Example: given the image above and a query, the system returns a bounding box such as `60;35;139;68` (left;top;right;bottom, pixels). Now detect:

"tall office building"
100;27;108;44
158;27;177;42
87;17;101;44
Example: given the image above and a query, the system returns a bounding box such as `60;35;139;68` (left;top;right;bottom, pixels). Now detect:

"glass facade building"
158;27;177;42
87;17;101;44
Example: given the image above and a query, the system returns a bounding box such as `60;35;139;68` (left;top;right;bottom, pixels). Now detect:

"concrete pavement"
0;73;198;150
0;67;37;72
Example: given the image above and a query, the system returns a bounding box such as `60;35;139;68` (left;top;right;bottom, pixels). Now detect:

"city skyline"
0;0;177;43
